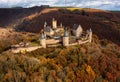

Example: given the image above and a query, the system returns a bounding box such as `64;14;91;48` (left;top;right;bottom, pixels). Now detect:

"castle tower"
60;23;63;28
63;28;69;47
86;30;89;38
52;18;57;29
89;28;92;43
44;21;47;28
40;33;46;48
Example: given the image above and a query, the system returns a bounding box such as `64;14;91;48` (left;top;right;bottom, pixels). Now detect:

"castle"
40;18;92;48
11;18;92;53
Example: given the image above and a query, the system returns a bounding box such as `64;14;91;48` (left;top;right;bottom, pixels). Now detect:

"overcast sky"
0;0;120;10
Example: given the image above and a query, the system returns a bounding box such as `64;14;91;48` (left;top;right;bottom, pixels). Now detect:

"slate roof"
86;28;92;33
44;21;47;28
72;24;82;30
40;33;45;39
89;28;92;32
64;30;68;37
44;21;47;25
44;26;52;32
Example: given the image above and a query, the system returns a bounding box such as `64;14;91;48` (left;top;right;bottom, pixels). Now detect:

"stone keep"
72;24;83;38
52;18;57;29
63;29;69;46
40;33;46;48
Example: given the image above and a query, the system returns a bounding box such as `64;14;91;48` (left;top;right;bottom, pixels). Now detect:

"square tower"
52;18;57;29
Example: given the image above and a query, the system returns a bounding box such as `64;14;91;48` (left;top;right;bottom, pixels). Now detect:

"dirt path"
11;46;42;53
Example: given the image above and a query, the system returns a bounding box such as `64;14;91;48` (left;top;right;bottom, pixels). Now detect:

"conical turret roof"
89;28;92;32
40;33;45;39
64;28;68;37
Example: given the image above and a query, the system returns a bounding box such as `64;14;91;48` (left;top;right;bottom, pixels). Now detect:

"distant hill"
0;6;48;27
11;6;23;9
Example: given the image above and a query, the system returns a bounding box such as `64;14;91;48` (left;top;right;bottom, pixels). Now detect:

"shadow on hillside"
0;7;44;27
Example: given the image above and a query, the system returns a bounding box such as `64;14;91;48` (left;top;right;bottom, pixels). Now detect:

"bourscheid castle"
11;18;92;53
40;18;92;48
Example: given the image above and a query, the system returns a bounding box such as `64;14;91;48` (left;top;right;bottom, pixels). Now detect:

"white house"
44;26;54;36
72;24;83;37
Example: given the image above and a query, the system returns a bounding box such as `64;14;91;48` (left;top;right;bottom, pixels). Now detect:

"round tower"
60;23;63;28
63;28;69;47
89;28;92;43
44;21;47;28
40;33;46;48
52;18;57;29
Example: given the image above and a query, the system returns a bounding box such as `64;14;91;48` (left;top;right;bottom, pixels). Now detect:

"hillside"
15;8;120;46
0;35;120;82
0;6;47;27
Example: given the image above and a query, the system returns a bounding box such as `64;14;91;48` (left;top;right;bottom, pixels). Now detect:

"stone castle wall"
46;39;61;45
63;37;69;46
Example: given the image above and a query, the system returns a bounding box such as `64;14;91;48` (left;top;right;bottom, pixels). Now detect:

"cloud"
0;0;119;10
